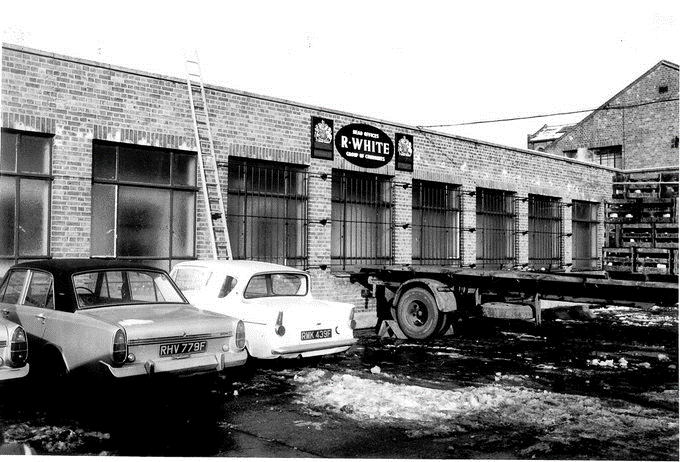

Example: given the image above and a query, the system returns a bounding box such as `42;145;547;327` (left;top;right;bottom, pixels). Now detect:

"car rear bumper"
0;364;29;381
101;351;247;378
271;337;357;356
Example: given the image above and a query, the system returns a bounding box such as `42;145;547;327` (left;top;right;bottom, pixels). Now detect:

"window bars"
331;170;392;270
227;159;308;267
412;180;461;266
475;188;517;269
528;195;563;270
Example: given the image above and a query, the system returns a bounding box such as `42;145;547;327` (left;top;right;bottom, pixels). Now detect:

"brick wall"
549;62;679;169
2;44;615;321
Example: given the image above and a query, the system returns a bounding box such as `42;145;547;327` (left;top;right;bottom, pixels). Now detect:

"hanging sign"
335;123;394;169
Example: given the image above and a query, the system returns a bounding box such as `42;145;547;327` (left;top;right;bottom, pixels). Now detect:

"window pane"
1;132;18;172
172;153;196;186
18;135;50;174
91;183;116;257
117;186;170;257
119;147;170;185
25;271;53;308
172;190;195;257
19;179;49;256
1;270;27;304
93;144;117;180
0;177;16;257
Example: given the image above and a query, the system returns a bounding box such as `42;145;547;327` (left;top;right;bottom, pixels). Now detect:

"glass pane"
91;183;116;256
25;271;53;308
93;144;117;180
173;268;212;292
1;132;18;172
118;186;170;257
172;191;195;257
0;177;16;257
270;273;307;296
119;147;170;185
172;153;196;186
18;135;50;174
19;179;49;256
1;270;27;304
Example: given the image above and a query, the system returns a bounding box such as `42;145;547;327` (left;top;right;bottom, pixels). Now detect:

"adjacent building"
533;60;679;169
1;44;615;322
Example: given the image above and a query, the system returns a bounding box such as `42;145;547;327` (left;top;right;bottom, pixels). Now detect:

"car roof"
173;260;307;277
11;259;166;278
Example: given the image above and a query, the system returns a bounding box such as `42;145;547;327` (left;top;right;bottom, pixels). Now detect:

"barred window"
331;170;392;269
572;200;600;270
1;129;52;268
590;145;622;169
476;188;516;269
227;159;308;267
528;195;563;270
412;180;461;265
91;141;197;272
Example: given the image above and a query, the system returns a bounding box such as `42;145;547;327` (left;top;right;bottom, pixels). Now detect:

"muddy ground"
0;304;677;459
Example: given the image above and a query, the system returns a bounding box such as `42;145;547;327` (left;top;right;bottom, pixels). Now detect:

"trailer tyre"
396;287;443;339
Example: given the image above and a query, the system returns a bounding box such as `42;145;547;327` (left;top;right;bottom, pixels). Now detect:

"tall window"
476;188;516;269
590;145;622;168
227;159;308;267
412;180;461;265
572;200;599;270
528;195;563;269
0;130;52;266
91;141;197;271
332;170;392;269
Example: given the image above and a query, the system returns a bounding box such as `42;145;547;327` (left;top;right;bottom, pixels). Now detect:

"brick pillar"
307;159;332;269
460;184;477;266
563;199;573;269
515;193;529;266
393;172;412;265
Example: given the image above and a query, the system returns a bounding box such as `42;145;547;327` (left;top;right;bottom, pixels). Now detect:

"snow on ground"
591;305;678;328
294;368;678;456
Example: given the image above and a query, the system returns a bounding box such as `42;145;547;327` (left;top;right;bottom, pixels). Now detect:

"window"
227;159;308;267
672;136;679;149
412;180;461;265
659;85;669;94
331;170;392;269
572;201;599;270
563;150;577;159
24;270;54;309
528;195;563;269
0;269;28;305
589;145;622;168
91;141;197;271
1;130;52;264
73;270;184;308
244;273;308;299
476;188;516;269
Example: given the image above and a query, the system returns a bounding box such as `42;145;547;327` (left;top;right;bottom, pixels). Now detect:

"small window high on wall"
412;180;461;265
331;170;392;269
91;141;197;271
1;129;52;266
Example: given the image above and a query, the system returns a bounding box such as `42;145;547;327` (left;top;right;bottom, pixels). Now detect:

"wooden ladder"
186;54;232;260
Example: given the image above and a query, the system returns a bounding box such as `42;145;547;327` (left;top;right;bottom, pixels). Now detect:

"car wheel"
395;287;443;339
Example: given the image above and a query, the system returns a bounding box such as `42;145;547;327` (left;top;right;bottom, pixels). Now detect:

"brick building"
537;60;679;169
1;44;615;324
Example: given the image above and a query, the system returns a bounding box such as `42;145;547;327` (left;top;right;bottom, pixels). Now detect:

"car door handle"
1;309;9;316
35;314;46;323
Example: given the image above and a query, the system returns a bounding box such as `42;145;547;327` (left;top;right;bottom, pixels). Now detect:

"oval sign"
335;123;394;169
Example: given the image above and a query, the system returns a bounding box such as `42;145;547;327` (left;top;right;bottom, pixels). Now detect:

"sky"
1;1;678;150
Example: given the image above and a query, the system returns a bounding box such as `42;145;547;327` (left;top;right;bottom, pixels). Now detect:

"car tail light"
112;329;127;366
275;311;285;336
10;326;28;367
349;307;356;329
235;320;246;350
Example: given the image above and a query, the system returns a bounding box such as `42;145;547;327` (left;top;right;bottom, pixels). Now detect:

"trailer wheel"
396;287;443;339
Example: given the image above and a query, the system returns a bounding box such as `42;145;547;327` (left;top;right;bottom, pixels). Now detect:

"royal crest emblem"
314;120;333;145
398;136;413;158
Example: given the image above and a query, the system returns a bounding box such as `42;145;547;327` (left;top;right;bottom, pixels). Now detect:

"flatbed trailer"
349;266;679;339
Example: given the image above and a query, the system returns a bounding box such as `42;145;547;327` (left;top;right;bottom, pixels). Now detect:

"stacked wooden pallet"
604;170;678;279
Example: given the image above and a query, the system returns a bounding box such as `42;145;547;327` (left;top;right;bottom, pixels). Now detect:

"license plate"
301;329;332;341
159;341;207;356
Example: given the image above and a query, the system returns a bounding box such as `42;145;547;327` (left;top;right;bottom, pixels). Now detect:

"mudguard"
393;278;457;313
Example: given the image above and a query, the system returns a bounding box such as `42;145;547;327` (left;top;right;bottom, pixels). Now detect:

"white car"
0;318;29;381
171;261;357;360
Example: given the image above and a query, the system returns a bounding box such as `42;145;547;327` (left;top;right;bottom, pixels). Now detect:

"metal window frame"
331;170;393;270
527;194;564;270
475;188;517;269
90;142;198;270
227;158;309;267
412;180;462;266
0;129;53;263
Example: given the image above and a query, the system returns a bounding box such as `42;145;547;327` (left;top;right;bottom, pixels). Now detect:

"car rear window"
73;270;185;308
244;273;308;299
173;267;212;292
